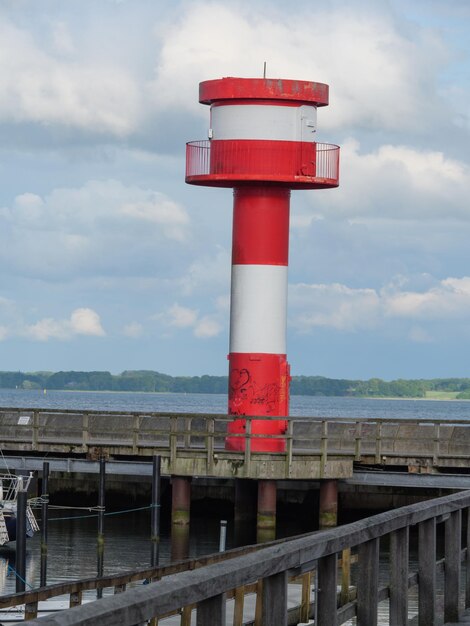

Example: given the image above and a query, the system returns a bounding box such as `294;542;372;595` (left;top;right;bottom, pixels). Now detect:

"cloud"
150;2;452;135
165;304;199;329
0;179;190;280
157;302;223;339
290;276;470;336
384;277;470;319
299;139;470;222
290;282;381;331
23;308;105;341
0;17;141;136
194;316;222;338
1;1;461;150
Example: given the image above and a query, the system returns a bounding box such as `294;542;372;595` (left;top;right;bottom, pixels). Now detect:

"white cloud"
290;276;470;334
23;308;105;341
384;277;470;319
166;304;199;329
302;139;470;221
157;302;223;339
150;3;451;134
120;196;189;241
194;316;222;338
0;17;141;135
290;282;381;331
0;179;190;280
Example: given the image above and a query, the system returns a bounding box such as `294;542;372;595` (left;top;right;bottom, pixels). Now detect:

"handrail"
185;139;340;187
3;408;470;480
23;490;470;625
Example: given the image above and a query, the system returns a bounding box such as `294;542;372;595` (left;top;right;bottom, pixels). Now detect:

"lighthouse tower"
186;77;340;452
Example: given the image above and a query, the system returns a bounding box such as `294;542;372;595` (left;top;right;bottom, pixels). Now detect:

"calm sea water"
1;387;470;420
1;389;469;603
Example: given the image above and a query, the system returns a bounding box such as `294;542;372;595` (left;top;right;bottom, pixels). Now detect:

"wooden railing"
21;490;470;625
3;408;470;478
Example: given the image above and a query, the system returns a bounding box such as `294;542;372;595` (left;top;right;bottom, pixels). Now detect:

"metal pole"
40;461;49;587
219;520;227;552
150;455;161;567
97;456;105;599
16;478;27;593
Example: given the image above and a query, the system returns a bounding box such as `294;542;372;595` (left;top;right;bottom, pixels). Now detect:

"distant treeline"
2;370;470;398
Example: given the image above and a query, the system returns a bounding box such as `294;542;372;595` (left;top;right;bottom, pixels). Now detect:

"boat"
0;474;39;547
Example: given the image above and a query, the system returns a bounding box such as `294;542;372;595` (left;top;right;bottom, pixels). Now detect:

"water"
1;388;469;611
1;387;470;420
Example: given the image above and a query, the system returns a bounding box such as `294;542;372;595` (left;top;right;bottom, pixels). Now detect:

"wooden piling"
40;461;49;588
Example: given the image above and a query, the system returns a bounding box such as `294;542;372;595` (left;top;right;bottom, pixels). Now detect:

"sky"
1;0;470;380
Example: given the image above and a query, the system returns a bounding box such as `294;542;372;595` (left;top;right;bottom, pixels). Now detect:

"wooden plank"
182;604;193;626
340;548;351;605
445;509;462;623
25;601;38;620
320;421;328;478
254;579;262;626
244;419;252;477
196;593;225;626
207;418;215;475
262;571;287;626
357;538;379;626
69;591;82;608
317;553;337;626
418;517;436;626
467;507;470;609
233;586;245;626
15;491;470;626
300;572;311;623
389;526;409;626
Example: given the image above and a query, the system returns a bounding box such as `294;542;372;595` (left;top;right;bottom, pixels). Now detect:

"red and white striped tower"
186;77;340;452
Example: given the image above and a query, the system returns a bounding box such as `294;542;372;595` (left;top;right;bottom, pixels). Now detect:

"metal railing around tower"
186;140;340;185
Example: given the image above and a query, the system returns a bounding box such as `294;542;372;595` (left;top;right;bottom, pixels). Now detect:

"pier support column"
171;476;191;526
171;476;191;562
257;480;276;543
319;479;350;604
319;479;338;529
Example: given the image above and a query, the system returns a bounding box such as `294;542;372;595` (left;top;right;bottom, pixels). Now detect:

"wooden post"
466;507;470;609
257;480;276;543
418;517;436;626
16;481;27;593
40;460;49;587
150;455;161;568
340;548;351;605
317;553;337;626
357;538;379;626
445;509;462;623
262;571;287;626
389;526;409;626
319;479;337;529
197;594;226;626
233;586;245;626
300;572;312;623
96;456;105;599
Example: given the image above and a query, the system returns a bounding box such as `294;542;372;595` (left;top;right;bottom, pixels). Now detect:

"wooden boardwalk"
3;407;470;481
8;490;470;626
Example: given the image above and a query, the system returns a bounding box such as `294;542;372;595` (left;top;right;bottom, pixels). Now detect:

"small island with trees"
1;370;470;399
